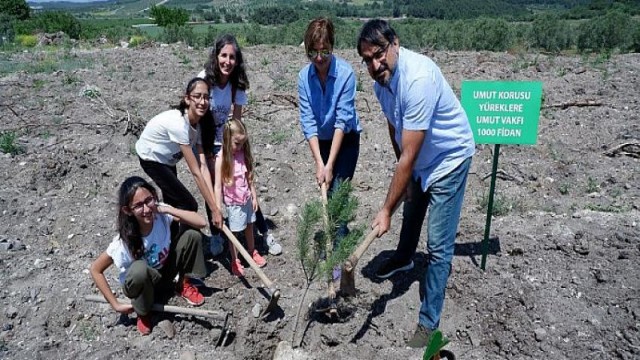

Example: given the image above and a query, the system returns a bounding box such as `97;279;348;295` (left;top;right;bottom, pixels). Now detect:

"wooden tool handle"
84;295;227;320
221;224;275;288
347;226;380;267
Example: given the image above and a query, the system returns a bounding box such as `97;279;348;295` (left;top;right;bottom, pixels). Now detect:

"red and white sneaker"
231;259;245;277
251;250;266;268
137;314;152;335
178;278;204;306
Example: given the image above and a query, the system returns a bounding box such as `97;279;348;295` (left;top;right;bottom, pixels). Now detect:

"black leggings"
139;158;198;237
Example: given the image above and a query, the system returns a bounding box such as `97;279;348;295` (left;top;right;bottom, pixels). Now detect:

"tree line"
1;0;638;54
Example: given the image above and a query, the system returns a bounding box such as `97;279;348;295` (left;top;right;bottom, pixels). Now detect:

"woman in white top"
90;176;208;335
135;77;222;237
199;34;282;255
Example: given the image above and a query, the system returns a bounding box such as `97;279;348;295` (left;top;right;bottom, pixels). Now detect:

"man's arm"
372;127;425;236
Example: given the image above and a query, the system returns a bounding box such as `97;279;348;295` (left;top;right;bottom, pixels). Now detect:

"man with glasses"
357;19;475;348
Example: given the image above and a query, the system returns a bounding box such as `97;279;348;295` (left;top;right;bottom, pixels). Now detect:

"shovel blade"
260;289;280;318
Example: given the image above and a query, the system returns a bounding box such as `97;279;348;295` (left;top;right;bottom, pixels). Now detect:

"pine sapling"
292;180;364;347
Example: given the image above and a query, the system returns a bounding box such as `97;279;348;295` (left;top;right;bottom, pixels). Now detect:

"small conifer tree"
292;180;363;347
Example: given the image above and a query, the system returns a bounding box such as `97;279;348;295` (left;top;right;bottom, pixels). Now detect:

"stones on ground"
34;259;47;269
157;319;175;339
534;328;547;342
284;204;298;220
131;334;152;348
573;241;589;255
594;269;609;283
0;239;25;252
252;303;263;318
4;306;17;319
209;327;223;343
180;351;196;360
273;341;313;360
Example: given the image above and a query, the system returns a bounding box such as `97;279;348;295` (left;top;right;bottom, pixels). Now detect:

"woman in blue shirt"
297;17;362;195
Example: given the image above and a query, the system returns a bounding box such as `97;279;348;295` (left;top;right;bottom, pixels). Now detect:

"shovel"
340;196;405;297
220;224;281;317
320;182;338;317
84;294;231;346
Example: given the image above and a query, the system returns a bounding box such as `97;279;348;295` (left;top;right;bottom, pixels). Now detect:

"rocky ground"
0;43;639;359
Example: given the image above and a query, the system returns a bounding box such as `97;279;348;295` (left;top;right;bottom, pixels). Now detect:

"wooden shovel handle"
84;295;228;321
345;226;380;269
344;195;405;270
221;224;275;289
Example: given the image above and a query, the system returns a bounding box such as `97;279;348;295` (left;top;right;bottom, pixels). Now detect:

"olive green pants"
122;229;206;315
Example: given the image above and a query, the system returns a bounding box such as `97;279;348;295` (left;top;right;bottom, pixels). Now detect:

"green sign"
461;81;543;145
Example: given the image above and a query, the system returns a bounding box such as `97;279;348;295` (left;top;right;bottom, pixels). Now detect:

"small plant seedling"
292;180;363;347
33;79;47;90
83;88;101;99
422;329;451;360
559;183;570;195
269;130;288;144
0;131;24;155
586;176;599;193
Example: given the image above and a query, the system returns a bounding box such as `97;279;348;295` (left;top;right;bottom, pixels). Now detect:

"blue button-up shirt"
374;47;475;190
298;55;362;141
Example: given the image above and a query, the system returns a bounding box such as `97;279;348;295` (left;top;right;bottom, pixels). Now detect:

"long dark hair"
117;176;158;260
203;34;249;91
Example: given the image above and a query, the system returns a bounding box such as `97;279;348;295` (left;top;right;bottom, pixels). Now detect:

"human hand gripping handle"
371;208;391;237
315;161;325;186
113;302;134;314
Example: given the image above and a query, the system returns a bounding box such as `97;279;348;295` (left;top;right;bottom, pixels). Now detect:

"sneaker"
407;324;433;348
178;278;205;306
252;250;267;267
265;233;282;256
375;258;414;279
208;234;224;257
136;314;152;335
231;259;245;277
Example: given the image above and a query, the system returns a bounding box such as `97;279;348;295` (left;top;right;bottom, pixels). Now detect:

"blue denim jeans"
392;157;471;330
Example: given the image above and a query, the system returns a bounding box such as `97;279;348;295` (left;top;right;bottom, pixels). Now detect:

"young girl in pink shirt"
214;119;266;277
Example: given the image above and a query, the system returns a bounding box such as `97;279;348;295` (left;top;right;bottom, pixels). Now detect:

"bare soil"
1;43;639;360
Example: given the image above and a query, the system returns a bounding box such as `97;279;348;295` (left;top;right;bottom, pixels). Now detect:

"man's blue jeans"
392;157;471;330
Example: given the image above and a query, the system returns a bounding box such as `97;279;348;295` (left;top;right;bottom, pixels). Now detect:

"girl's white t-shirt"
106;213;173;285
135;109;201;166
196;70;248;145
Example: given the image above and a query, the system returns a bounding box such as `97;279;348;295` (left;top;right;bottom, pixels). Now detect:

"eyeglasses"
189;93;210;103
307;49;332;59
129;196;156;214
361;43;390;66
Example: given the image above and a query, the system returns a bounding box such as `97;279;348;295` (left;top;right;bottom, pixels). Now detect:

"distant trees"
13;11;82;39
576;10;634;52
530;14;572;53
150;5;189;27
0;0;30;21
250;6;299;25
